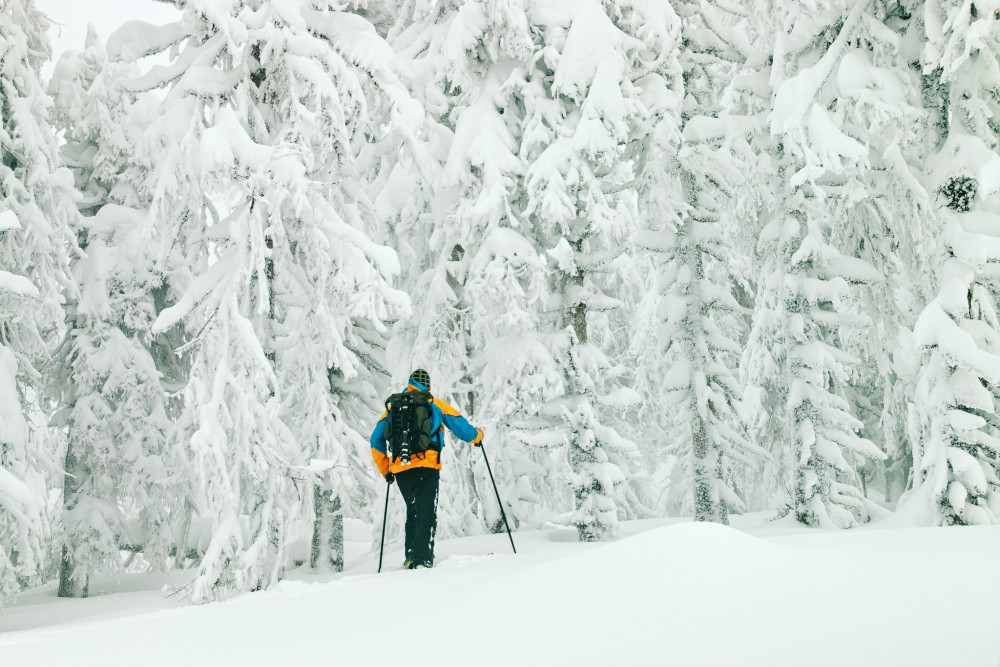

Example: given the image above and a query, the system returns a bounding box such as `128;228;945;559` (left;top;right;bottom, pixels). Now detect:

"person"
370;369;483;569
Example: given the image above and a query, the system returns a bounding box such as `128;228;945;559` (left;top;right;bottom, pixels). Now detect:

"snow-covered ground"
1;515;997;667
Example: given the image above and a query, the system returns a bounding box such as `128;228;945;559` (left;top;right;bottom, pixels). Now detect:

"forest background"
1;0;998;605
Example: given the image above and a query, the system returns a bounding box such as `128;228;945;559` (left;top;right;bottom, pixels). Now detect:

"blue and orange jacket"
370;381;483;475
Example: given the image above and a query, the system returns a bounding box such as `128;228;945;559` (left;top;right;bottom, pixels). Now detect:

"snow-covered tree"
631;0;767;524
814;1;938;507
370;0;475;409
437;47;555;533
0;0;75;603
516;0;661;540
54;205;186;597
741;1;890;527
905;0;1000;525
48;32;190;597
910;184;1000;524
379;0;567;536
702;2;937;513
103;1;407;601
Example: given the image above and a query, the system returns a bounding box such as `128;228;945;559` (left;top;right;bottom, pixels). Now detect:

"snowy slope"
2;517;998;667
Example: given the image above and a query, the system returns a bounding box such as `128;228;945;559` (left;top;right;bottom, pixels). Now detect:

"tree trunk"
692;416;714;523
57;545;88;598
264;223;277;369
572;282;587;344
58;442;88;598
310;487;343;572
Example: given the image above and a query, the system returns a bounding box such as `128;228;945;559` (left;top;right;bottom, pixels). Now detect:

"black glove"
384;472;395;484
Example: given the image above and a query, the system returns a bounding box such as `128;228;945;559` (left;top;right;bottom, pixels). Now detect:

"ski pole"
479;441;516;554
377;479;391;573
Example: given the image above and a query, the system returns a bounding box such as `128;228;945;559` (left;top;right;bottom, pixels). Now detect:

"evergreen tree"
381;0;562;535
518;0;658;540
105;0;407;601
634;0;765;524
905;0;1000;525
0;0;75;603
48;30;190;597
429;1;551;535
733;2;941;511
820;1;938;506
910;182;1000;524
743;1;889;527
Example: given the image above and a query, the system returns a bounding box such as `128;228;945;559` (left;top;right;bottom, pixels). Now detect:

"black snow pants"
394;467;440;568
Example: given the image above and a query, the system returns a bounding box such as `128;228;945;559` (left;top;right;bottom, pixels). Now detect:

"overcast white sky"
38;0;179;69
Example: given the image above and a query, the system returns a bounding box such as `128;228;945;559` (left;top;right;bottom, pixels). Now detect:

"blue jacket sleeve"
442;413;481;443
433;399;482;443
370;413;388;453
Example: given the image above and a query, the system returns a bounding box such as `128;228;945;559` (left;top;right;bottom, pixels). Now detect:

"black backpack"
385;390;436;464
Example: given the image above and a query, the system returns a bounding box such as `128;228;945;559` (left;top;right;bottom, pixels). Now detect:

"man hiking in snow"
371;369;483;569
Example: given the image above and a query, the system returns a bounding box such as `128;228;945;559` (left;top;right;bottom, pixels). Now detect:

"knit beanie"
409;368;431;390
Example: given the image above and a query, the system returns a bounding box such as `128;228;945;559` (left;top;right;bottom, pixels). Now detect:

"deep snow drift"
1;515;998;667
